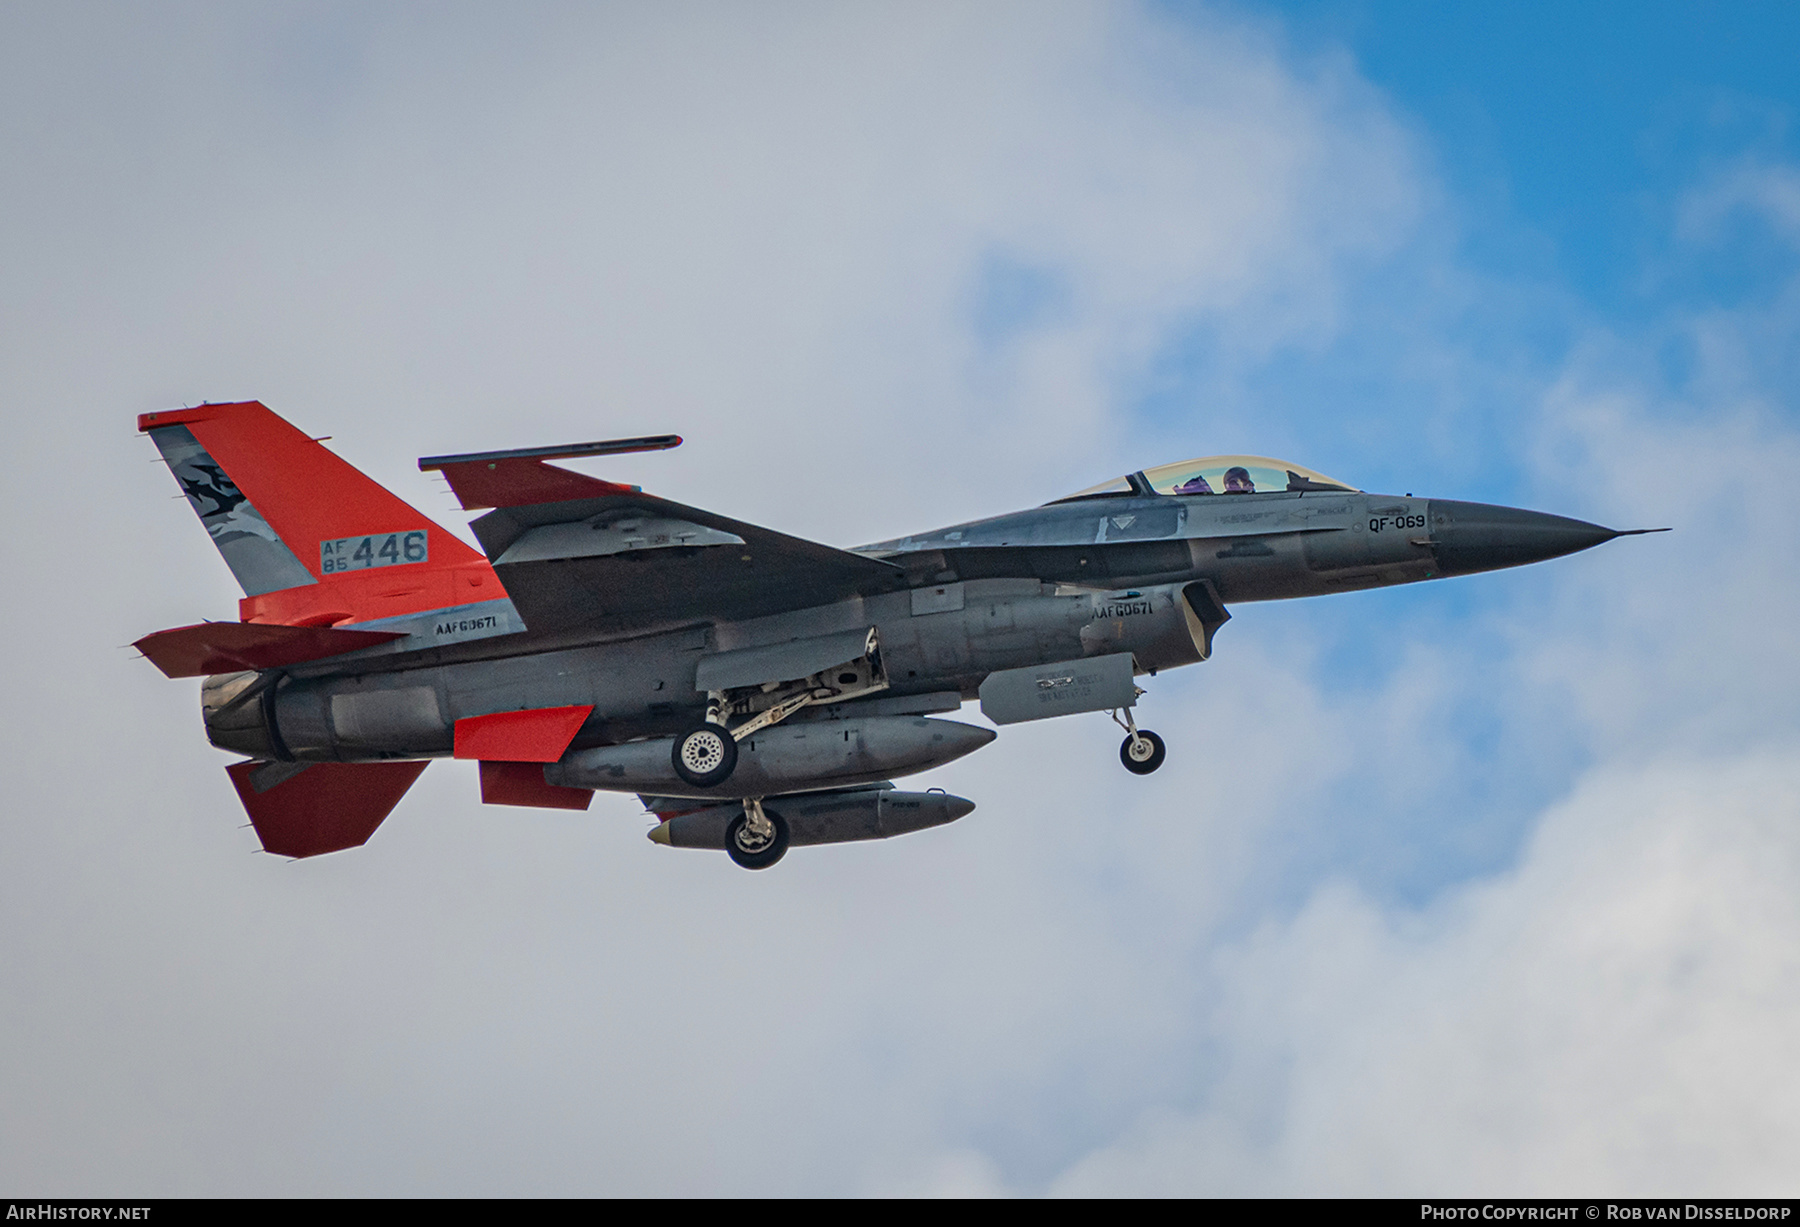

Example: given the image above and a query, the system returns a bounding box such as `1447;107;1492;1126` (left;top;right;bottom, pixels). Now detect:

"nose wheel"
1111;708;1165;775
726;798;789;870
1120;729;1166;774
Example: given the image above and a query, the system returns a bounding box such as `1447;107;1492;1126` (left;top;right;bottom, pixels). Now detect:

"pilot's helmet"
1223;466;1255;494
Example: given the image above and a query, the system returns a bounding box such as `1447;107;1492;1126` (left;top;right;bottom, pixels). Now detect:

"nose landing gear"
1111;707;1165;775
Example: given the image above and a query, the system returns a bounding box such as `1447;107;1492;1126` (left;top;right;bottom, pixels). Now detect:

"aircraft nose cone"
1428;500;1618;576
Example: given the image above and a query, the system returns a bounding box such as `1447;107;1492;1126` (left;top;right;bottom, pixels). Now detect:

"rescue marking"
1033;668;1115;703
320;531;428;573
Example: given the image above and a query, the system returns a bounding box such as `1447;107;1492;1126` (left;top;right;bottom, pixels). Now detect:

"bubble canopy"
1058;455;1359;501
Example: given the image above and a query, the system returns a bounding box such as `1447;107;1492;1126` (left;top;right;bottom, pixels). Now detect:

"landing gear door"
978;652;1137;726
694;627;890;741
694;627;880;693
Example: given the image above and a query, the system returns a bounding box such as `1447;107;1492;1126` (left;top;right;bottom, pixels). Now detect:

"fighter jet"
135;401;1661;869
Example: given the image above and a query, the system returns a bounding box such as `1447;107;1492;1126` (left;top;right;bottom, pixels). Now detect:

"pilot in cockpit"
1223;466;1256;494
1173;473;1214;495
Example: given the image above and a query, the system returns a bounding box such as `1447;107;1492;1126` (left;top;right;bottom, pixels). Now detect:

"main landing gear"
670;629;891;789
726;798;789;870
672;723;737;787
1111;707;1166;775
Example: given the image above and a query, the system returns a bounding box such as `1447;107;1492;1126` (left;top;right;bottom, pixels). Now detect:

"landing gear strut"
1112;708;1165;775
726;798;789;870
671;628;891;790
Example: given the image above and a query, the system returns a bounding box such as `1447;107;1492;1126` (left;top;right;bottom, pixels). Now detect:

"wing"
468;492;906;635
421;439;906;636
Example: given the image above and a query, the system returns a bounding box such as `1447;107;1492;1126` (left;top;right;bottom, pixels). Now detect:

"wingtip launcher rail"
419;435;683;510
418;434;683;472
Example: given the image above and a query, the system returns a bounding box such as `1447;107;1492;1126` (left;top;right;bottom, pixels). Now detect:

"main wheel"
725;808;789;870
671;723;738;787
1120;729;1166;775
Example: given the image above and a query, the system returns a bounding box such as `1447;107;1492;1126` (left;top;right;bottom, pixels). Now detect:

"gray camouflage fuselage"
204;487;1623;795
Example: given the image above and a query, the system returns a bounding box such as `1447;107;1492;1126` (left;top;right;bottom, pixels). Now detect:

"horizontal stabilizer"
420;436;681;510
135;621;406;678
479;760;594;810
226;759;427;858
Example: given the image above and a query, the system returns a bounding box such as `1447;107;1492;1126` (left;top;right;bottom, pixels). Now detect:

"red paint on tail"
140;402;502;626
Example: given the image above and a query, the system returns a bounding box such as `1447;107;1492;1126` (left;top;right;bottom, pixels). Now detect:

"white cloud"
1047;749;1800;1196
1678;160;1800;245
2;2;1422;534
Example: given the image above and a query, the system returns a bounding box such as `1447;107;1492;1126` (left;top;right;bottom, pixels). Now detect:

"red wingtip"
434;458;638;511
418;434;677;509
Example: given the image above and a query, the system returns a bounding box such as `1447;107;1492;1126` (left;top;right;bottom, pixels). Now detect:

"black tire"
725;808;789;870
671;723;738;787
1120;729;1166;775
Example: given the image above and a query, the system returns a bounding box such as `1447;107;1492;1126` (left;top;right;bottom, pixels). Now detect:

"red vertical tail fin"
140;402;504;625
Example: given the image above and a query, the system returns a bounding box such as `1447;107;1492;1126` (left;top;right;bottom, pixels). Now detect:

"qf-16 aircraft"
135;401;1662;869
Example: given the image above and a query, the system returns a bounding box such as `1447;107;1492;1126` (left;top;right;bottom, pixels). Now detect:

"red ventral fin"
453;705;594;762
478;761;593;810
135;621;405;678
226;760;427;858
419;435;681;510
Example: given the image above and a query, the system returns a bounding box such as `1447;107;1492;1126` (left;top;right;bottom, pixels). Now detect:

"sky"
2;0;1798;1196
